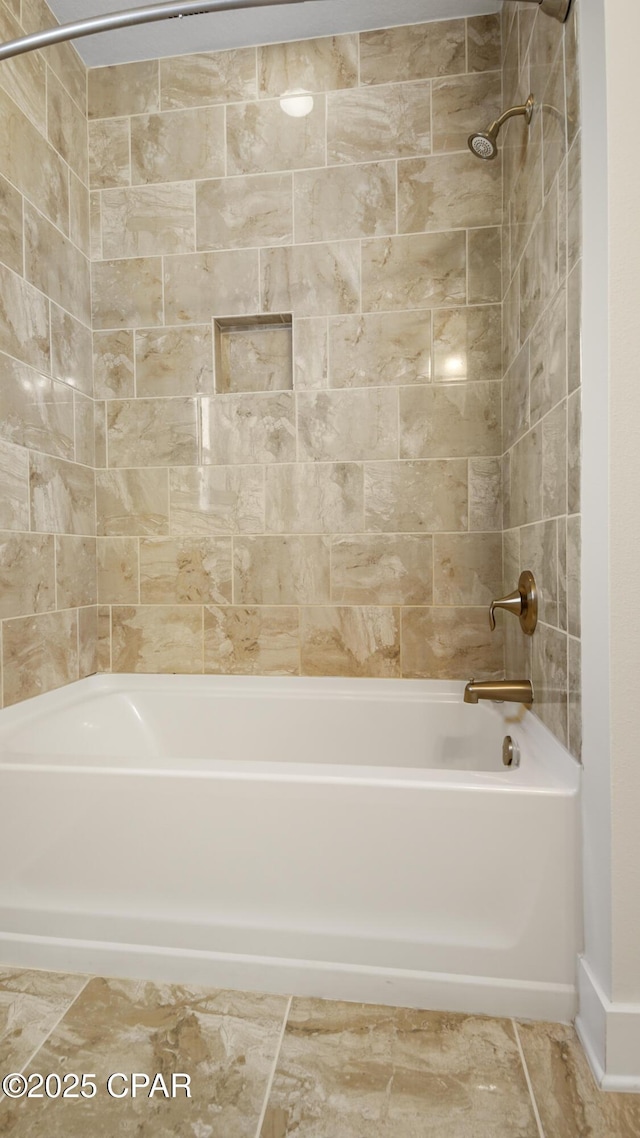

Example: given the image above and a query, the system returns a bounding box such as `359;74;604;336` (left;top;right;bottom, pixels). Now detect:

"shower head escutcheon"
468;95;535;161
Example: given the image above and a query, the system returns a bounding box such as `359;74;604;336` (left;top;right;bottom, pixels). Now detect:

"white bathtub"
0;675;580;1021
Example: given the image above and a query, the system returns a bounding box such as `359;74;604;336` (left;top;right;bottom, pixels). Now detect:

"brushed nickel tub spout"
464;680;534;706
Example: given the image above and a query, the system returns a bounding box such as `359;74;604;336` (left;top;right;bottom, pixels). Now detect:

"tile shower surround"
89;15;510;691
500;0;582;757
0;0;96;709
0;4;582;762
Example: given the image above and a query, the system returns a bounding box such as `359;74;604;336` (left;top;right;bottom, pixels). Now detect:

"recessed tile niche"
214;314;293;394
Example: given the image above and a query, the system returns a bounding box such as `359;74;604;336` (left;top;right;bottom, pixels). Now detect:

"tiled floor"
1;968;639;1136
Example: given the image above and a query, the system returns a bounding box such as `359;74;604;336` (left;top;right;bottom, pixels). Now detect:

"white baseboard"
576;956;640;1092
0;930;576;1024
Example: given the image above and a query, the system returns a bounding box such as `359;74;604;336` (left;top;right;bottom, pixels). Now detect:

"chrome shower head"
468;95;535;161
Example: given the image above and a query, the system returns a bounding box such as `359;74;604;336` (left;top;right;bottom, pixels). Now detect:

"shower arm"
0;0;334;63
502;0;572;22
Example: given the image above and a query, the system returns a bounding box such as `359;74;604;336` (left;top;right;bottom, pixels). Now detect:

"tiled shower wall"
500;0;582;757
90;15;508;680
0;0;97;707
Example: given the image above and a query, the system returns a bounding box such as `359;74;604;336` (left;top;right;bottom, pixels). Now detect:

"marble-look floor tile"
0;967;87;1076
0;977;288;1138
517;1020;640;1138
261;999;538;1137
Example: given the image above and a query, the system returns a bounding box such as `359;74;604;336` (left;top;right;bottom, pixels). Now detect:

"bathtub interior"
0;675;513;772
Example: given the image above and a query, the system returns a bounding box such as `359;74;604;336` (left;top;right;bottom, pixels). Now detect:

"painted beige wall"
0;0;97;707
501;0;582;759
606;0;640;1005
89;16;508;682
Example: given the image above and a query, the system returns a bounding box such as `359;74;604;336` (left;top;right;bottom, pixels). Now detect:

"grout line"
0;975;92;1102
254;994;292;1138
513;1020;546;1138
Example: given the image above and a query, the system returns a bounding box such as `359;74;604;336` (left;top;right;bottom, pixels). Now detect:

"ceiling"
47;0;499;68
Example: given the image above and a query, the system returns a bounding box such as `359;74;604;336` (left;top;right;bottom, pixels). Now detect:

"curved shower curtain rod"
0;0;573;63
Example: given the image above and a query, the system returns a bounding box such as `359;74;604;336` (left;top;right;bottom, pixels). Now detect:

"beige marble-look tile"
101;184;195;259
216;324;292;395
469;458;502;532
331;534;433;605
0;86;69;234
76;394;96;466
0;977;288;1136
567;261;581;396
0;172;23;274
0;262;50;374
361;232;466;312
432;72;502;153
294;162;396;243
301;606;400;678
92;258;163;330
96;468;169;536
434;533;503;606
79;605;99;679
398;153;502;234
93;330;135;400
360;21;466;86
69;177;92;265
2;609;79;705
97;605;112;673
235;535;330;605
467;13;501;72
0;533;55;619
568;636;582;761
530;285;567;425
567;513;581;639
567;388;581;516
202;392;296;466
56;535;97;609
365;460;468;533
227;96;326;176
197;172;293;251
24;202;90;327
47;70;88;183
266;462;363;534
520;520;559;627
51;305;93;398
30;453;95;536
88;61;159;119
205;605;300;675
517;1020;640;1138
170;465;264;535
433;306;501;384
0;968;88;1076
400;384;501;460
510;424;543;528
532;623;568;745
294;318;328;390
111;606;203;673
403;607;504;680
327;82;432;165
88;118;131;189
329;311;432;388
136;325;214;397
297;389;398;462
468;227;502;305
160;47;257;110
262;1000;536;1138
164;250;260;323
94;401;107;469
503;344;530;452
258;35;357;97
90;191;102;260
542;400;567;519
0;4;46;135
262;242;360;318
131;106;225;186
98;536;139;604
139;536;232;604
0;353;74;461
107;398;198;468
0;438;30;531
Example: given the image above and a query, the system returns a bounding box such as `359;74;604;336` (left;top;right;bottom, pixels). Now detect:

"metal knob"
502;736;521;768
489;570;538;636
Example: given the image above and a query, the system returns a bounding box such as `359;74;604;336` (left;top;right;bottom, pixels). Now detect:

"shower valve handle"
489;571;538;636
